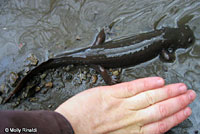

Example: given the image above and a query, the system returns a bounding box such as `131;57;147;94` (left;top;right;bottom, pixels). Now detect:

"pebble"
26;54;38;66
9;72;19;86
45;82;53;88
91;75;98;84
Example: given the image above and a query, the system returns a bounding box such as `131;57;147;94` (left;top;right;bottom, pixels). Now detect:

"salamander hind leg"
92;65;119;85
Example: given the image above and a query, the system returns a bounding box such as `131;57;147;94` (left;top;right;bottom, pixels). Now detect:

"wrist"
55;105;84;134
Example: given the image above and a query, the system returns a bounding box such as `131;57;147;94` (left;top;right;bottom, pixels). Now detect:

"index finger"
109;77;165;98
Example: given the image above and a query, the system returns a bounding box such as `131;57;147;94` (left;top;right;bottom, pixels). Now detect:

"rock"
35;86;41;92
25;84;38;97
0;97;3;104
118;68;122;73
42;88;49;94
112;70;120;76
83;70;88;75
63;73;72;80
76;35;81;40
12;101;20;108
79;73;87;81
4;86;9;94
90;69;97;74
48;104;52;108
64;66;70;72
54;70;62;78
26;85;35;90
91;75;98;84
29;97;37;102
40;80;46;87
64;65;74;72
26;54;38;66
109;68;113;72
177;119;193;128
194;130;198;134
82;67;89;74
87;74;91;78
0;84;6;94
23;67;30;75
40;73;47;80
9;72;19;86
21;92;28;99
48;53;54;59
45;82;53;88
53;78;65;88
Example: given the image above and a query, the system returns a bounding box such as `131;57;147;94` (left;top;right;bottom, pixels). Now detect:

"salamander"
4;25;195;103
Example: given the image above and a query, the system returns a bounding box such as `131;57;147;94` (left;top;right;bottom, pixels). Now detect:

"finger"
110;77;164;98
141;107;192;134
137;90;196;125
125;83;187;110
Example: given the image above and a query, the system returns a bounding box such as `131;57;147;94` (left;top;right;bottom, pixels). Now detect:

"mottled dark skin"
4;25;195;103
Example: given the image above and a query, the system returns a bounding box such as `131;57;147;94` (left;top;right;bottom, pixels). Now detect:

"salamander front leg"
92;29;106;46
159;48;176;62
92;65;119;85
92;20;119;46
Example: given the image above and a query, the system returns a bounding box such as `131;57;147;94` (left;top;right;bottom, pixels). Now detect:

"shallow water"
0;0;200;133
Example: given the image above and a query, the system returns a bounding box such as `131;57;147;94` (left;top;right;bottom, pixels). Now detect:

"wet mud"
0;0;200;133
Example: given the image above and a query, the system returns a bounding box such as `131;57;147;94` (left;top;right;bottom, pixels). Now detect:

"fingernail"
157;78;164;86
184;107;191;116
188;91;196;101
179;85;187;93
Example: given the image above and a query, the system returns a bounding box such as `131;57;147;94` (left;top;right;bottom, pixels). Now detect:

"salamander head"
164;25;195;49
177;25;195;48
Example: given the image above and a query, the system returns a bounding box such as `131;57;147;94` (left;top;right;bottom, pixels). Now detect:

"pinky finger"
141;107;192;134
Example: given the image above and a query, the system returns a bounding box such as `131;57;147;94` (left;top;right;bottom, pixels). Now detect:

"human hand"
55;77;196;134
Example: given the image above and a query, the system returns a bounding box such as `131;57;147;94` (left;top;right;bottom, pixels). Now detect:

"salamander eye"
188;37;193;43
168;48;173;53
